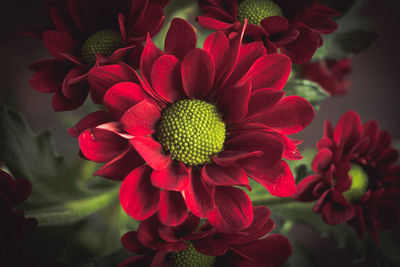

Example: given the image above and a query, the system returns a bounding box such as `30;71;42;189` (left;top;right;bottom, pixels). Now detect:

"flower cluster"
293;111;400;241
0;170;37;267
198;0;340;63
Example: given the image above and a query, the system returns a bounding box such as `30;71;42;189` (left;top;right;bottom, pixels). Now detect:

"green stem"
25;187;119;226
251;194;295;206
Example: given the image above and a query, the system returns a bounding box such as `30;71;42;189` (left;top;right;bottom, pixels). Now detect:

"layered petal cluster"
293;111;400;241
198;0;339;63
30;0;169;111
0;170;37;267
71;19;315;232
119;206;291;267
301;58;352;95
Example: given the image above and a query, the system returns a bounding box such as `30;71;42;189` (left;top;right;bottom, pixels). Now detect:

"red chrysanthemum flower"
0;170;37;267
119;206;291;267
301;58;352;95
70;18;315;232
29;0;170;111
293;111;400;241
197;0;339;64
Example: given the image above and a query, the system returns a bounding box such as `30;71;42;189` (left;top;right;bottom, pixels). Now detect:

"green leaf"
0;105;118;226
284;80;329;110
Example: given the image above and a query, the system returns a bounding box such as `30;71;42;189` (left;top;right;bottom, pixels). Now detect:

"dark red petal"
103;82;147;119
207;186;253;233
236;54;291;90
193;236;229;256
68;111;114;138
227;132;283;172
61;67;87;99
203;31;229;82
150;55;185;103
130;137;171;171
255;96;315;135
181;48;215;99
333;111;362;153
95;148;143;181
30;59;71;93
151;161;190;191
252;160;296;197
120;165;160;220
88;64;138;104
197;15;233;30
312;148;333;173
129;3;164;38
246;89;285;119
321;197;355;225
217;82;250;123
232;234;292;267
292;175;324;201
52;88;88;111
158;190;188;226
202;164;250;190
261;16;290;35
165;18;197;60
121;231;152;255
183;169;214;218
120;99;160;136
141;34;163;86
79;128;127;162
212;150;263;167
42;30;77;60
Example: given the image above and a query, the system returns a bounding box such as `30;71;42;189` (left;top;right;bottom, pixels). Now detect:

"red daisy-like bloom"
301;58;352;95
197;0;339;64
293;111;400;241
0;170;37;267
119;206;291;267
71;18;314;232
29;0;169;111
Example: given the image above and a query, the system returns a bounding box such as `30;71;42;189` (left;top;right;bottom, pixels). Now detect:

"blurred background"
0;0;399;266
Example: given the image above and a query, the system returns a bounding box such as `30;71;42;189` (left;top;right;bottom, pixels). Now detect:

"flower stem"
25;186;119;226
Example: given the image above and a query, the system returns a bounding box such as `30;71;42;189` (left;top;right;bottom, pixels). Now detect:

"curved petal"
68;111;114;138
203;31;229;81
151;161;190;191
207;186;253;233
52;88;88;111
202;164;250;190
120;99;160;136
158;190;188;226
30;59;71;93
165;18;197;60
181;48;215;99
120;165;160;220
292;175;324;201
130;137;171;170
140;34;163;86
217;82;250;123
42;30;77;60
246;89;285;119
312;148;333;173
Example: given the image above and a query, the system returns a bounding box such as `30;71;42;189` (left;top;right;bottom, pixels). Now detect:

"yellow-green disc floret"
157;99;226;166
81;30;122;66
170;243;216;267
237;0;283;25
342;164;369;202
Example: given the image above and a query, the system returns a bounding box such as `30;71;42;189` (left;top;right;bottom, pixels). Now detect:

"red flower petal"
121;231;152;255
255;96;315;135
212;150;263;167
261;16;289;35
197;15;233;30
333;110;362;154
61;67;87;99
252;160;296;197
140;34;163;86
150;55;185;103
120;165;160;220
158;190;188;226
165;18;197;60
183;169;214;218
69;111;114;138
312;148;333;173
237;54;291;90
217;82;250;123
207;186;253;233
203;31;230;83
202;164;250;190
30;59;71;93
130;137;171;171
87;64;138;104
292;175;324;201
151;161;190;191
246;89;285;119
79;128;127;162
321;190;355;225
181;48;215;99
42;30;77;60
120;99;160;136
52;88;88;111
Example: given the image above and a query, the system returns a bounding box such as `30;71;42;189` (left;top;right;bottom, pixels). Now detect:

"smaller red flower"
0;170;37;267
119;206;291;267
293;111;400;242
29;0;169;111
197;0;340;64
301;58;352;95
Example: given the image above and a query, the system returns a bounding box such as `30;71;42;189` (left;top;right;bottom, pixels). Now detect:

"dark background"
0;0;399;266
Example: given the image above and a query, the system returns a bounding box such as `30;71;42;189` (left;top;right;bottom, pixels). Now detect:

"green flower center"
157;99;226;166
237;0;283;25
342;164;369;202
81;30;122;66
170;243;216;267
